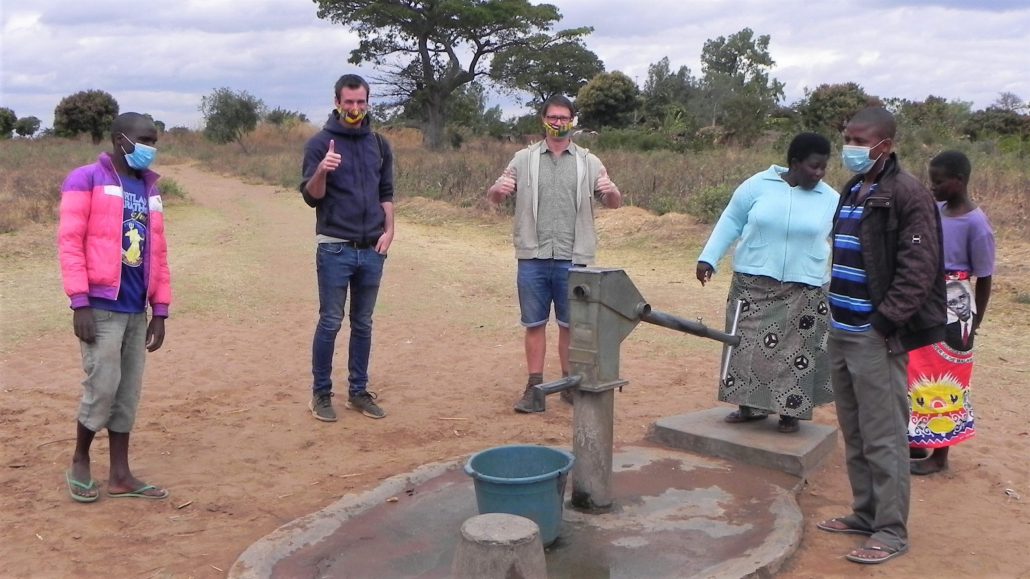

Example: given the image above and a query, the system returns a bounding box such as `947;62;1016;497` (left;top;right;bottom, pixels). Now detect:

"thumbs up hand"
594;167;621;208
594;168;615;195
488;166;517;203
320;139;342;173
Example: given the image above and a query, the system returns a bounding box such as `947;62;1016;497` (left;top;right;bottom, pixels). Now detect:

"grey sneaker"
310;391;338;422
513;385;543;413
347;391;386;419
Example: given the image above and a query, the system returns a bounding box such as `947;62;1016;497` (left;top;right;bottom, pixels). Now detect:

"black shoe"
310;391;338;422
778;416;800;433
346;390;386;419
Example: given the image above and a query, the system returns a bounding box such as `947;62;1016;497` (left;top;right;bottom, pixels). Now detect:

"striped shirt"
829;181;876;331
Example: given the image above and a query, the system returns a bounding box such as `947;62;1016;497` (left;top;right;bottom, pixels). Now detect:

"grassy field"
4;124;1026;235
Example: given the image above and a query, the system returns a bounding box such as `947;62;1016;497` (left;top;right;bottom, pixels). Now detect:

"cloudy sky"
2;0;1028;130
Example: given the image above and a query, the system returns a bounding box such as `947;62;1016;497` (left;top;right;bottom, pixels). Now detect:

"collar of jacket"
97;152;161;193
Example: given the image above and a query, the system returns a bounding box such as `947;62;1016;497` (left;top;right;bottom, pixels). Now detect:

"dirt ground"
1;163;1028;578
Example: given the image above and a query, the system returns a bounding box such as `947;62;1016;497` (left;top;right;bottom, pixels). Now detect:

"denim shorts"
517;259;577;328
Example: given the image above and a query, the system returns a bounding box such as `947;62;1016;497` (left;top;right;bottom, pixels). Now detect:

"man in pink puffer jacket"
58;112;172;503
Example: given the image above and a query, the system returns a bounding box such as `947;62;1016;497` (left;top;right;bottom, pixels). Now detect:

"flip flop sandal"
108;484;169;500
845;543;908;565
816;517;872;535
66;471;99;503
724;409;768;423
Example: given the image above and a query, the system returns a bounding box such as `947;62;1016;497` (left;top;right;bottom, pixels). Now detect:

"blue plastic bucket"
464;445;575;546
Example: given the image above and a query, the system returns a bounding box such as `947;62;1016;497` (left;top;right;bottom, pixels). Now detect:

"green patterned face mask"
543;119;573;138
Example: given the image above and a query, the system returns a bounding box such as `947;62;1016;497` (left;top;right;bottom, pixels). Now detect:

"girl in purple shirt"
907;151;995;475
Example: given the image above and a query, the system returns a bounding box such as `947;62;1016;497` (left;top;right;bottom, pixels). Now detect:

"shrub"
685;185;732;224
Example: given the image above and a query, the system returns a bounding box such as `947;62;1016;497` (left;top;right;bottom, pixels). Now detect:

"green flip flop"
66;471;99;503
107;484;169;500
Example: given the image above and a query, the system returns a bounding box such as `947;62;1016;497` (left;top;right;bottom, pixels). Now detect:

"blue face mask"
121;133;157;170
841;139;886;174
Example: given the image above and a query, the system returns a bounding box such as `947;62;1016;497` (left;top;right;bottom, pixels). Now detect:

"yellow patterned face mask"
338;107;367;125
543;119;573;138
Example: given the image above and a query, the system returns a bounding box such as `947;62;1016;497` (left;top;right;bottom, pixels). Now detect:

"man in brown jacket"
817;107;946;565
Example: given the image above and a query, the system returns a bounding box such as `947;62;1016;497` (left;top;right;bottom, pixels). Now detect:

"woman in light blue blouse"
696;133;839;433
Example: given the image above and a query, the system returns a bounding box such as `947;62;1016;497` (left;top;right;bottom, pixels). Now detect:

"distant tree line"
10;0;1030;153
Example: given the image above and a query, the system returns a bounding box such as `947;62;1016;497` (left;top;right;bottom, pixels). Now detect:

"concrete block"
451;513;547;579
651;407;837;477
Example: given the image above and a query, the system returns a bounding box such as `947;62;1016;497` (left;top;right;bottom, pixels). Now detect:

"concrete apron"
229;442;809;579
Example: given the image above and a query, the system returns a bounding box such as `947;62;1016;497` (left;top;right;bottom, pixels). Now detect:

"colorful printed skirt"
907;273;976;448
717;273;833;419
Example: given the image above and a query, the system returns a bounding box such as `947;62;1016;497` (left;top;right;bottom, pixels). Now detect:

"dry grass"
3;124;1027;236
0;136;190;235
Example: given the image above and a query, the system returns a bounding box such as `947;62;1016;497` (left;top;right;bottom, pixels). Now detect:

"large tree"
53;90;119;144
312;0;583;149
490;30;603;105
994;91;1028;113
886;95;971;145
796;82;879;135
0;107;15;139
200;87;264;153
640;57;698;131
696;28;784;144
575;71;640;129
14;116;42;138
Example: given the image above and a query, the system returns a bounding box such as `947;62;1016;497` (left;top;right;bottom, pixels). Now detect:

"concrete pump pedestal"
229;445;809;579
652;407;838;477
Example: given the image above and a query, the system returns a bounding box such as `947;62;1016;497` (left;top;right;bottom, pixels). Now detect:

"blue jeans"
312;243;386;396
517;259;574;328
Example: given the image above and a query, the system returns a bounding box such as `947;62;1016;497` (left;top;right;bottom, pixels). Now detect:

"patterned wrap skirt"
907;273;976;448
718;273;833;419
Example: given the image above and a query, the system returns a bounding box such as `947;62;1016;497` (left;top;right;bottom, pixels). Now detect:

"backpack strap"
373;131;385;172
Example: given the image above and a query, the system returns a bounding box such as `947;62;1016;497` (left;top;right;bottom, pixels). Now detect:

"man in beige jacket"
487;94;622;413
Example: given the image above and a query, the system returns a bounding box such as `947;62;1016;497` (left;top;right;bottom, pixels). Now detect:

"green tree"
14;116;42;138
576;71;640;129
312;0;584;149
0;107;16;139
886;95;971;146
200;87;265;153
640;57;699;132
796;82;879;135
695;28;784;144
490;30;603;105
53;89;119;144
265;107;309;126
141;113;167;134
445;82;508;138
962;106;1030;140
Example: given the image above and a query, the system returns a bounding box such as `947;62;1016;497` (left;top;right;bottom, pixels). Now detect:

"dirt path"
1;163;1028;578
